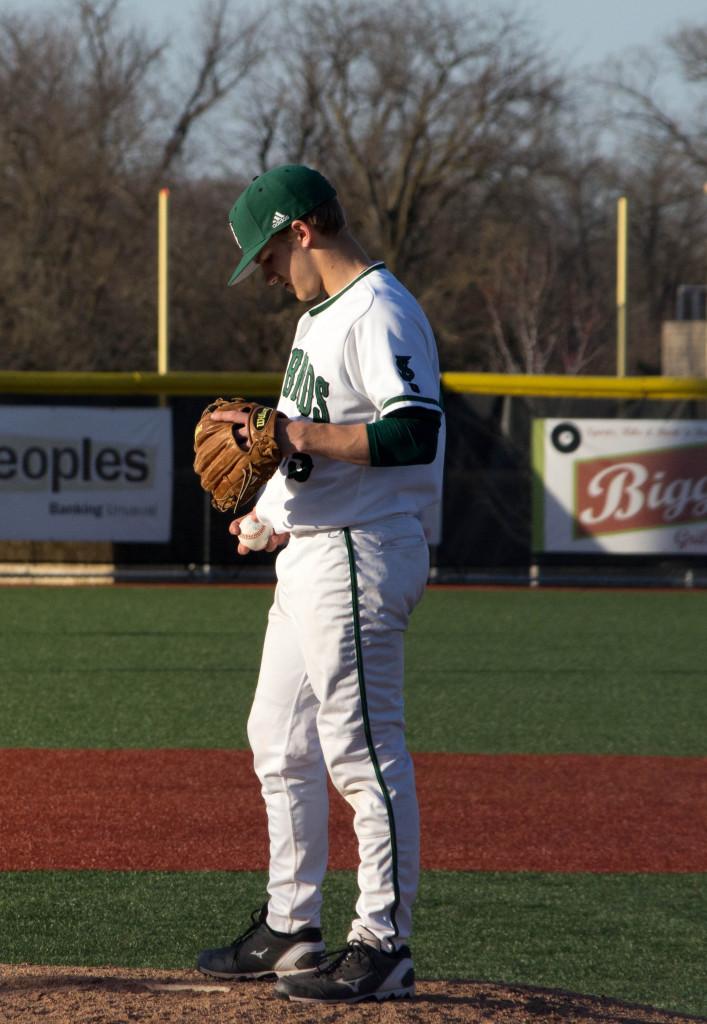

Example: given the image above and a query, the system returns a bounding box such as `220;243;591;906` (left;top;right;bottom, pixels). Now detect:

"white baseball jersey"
256;264;444;534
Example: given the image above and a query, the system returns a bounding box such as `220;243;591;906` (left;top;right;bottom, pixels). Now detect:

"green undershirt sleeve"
366;408;441;467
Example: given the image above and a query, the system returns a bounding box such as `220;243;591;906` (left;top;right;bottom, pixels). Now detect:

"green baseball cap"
227;164;337;286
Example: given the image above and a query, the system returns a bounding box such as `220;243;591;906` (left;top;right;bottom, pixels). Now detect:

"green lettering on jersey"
283;349;304;398
292;353;310;406
313;378;330;422
298;365;315;416
283;349;331;421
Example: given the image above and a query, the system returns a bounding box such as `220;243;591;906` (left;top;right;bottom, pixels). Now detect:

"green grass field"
1;585;706;1015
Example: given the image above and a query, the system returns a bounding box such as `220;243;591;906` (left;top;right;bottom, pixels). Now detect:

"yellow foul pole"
616;196;628;377
700;184;704;356
157;188;170;375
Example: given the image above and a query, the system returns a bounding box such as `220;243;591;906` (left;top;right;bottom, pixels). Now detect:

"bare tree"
155;0;264;181
670;23;707;84
470;191;611;376
595;24;707;369
4;0;704;378
0;4;163;369
238;0;564;275
207;0;587;375
601;21;707;173
0;0;265;371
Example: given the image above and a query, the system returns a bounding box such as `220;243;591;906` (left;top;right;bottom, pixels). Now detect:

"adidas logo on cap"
271;210;289;229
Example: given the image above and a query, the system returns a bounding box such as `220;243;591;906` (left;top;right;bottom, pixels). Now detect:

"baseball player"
197;164;444;1003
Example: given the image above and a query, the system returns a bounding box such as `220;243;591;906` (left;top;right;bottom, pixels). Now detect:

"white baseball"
238;516;273;551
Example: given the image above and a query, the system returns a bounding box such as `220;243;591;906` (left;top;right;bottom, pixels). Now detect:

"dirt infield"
2;749;706;872
2;965;706;1024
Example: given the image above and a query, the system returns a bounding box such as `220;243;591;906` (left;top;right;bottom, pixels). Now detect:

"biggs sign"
532;419;707;554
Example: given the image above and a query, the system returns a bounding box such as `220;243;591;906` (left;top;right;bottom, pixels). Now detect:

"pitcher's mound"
1;964;704;1023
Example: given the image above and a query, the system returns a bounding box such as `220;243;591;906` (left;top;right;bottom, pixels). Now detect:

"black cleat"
274;939;415;1003
197;904;325;980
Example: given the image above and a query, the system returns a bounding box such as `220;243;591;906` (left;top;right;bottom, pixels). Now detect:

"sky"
153;0;701;69
9;0;707;70
527;0;705;68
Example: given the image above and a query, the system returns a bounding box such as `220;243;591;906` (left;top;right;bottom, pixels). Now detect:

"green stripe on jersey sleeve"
380;395;442;411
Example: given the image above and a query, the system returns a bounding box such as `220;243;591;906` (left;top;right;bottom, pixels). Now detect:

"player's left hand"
209;407;252;450
210;407;297;458
193;398;284;515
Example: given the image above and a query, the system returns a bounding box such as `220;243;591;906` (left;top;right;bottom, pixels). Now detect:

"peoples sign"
0;406;173;542
532;419;707;554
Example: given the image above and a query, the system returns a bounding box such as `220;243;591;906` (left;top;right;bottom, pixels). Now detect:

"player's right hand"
229;512;290;556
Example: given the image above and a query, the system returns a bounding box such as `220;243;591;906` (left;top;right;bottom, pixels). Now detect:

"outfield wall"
1;372;706;585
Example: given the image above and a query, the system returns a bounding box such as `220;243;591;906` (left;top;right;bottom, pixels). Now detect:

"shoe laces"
315;940;372;977
230;905;266;946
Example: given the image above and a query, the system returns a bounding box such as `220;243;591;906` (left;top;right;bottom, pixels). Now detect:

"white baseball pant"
246;513;429;946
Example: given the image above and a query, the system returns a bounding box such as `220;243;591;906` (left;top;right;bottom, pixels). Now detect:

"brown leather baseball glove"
193;397;282;513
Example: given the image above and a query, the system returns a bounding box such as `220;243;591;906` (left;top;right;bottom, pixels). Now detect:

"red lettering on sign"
575;445;707;537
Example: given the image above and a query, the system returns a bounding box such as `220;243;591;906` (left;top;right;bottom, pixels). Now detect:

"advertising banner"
532;418;707;554
0;407;172;541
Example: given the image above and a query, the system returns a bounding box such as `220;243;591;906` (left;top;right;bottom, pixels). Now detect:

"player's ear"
290;219;314;249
